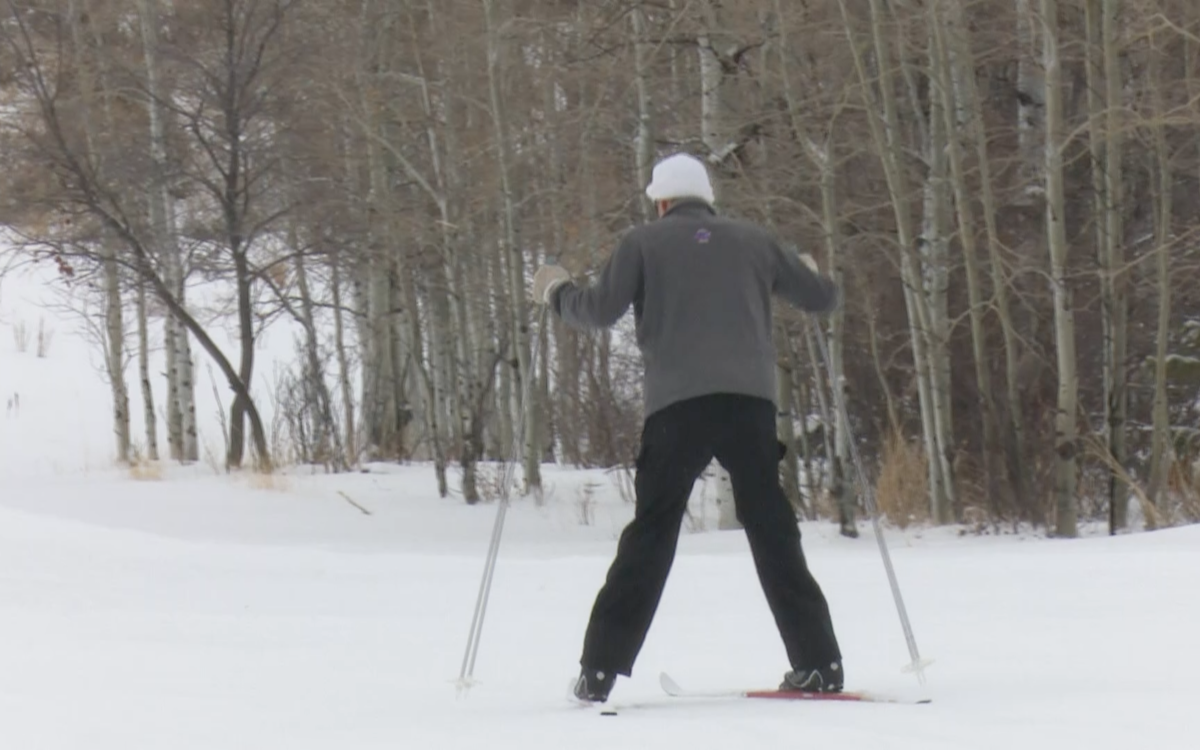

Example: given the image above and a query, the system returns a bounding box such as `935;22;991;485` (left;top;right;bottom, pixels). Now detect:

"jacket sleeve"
771;241;839;314
552;233;642;329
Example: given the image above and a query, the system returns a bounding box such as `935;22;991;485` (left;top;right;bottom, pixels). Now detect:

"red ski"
659;672;931;705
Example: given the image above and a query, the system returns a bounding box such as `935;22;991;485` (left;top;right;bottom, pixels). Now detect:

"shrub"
875;431;930;528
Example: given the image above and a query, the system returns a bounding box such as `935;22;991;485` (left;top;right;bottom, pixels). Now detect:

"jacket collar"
662;199;716;219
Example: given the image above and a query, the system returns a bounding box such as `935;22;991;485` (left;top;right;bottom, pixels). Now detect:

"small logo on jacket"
694;228;711;244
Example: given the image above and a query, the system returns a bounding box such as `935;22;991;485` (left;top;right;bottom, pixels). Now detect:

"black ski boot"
780;661;844;693
573;667;616;703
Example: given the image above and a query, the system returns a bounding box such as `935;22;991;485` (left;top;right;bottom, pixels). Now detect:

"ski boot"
780;661;844;693
573;667;616;703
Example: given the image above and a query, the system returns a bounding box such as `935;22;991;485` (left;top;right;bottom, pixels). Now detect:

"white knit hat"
645;154;715;204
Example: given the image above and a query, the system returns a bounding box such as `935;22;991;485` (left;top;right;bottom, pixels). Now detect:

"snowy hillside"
0;260;295;478
2;264;1199;749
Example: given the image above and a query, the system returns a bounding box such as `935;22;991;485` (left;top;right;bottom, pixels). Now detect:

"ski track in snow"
2;261;1199;749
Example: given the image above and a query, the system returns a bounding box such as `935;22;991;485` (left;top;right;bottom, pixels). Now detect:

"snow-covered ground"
2;263;1199;749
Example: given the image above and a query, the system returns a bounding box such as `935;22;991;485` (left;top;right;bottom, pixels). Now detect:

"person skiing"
531;153;843;704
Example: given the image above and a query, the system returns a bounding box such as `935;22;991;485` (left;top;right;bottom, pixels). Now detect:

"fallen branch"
337;490;371;516
1084;436;1161;531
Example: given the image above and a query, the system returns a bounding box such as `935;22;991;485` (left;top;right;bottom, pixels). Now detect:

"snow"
2;265;1199;749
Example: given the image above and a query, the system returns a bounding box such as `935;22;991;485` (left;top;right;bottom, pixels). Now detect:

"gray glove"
531;265;570;304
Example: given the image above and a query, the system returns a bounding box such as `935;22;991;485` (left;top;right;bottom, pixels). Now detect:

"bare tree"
135;275;158;461
1146;20;1174;517
138;0;198;463
1040;0;1080;537
166;0;300;468
0;0;275;469
483;0;540;493
62;0;131;463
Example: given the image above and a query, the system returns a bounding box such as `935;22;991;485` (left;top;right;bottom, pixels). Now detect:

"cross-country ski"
659;673;932;705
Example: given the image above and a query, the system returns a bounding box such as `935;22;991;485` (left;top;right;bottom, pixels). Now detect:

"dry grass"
244;470;291;493
127;460;164;482
36;318;53;358
1167;457;1200;525
202;442;223;475
1085;436;1163;530
13;319;29;353
1186;470;1200;523
874;432;930;528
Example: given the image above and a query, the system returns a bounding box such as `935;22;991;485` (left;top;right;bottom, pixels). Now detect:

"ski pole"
456;301;549;695
809;319;932;686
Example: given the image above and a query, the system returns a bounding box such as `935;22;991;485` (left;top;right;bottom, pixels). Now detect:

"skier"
531;153;844;704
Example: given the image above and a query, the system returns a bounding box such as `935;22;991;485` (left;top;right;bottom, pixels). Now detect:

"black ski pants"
580;393;842;676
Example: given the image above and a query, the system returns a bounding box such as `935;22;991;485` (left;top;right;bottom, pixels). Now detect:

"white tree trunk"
698;44;722;156
406;19;456;488
138;0;196;463
698;0;724;157
933;5;1010;517
330;248;357;465
714;462;740;530
1101;0;1128;531
1016;0;1045;199
353;6;399;462
427;270;459;498
1086;0;1128;530
865;304;900;436
1146;27;1172;522
1041;0;1080;537
920;47;957;524
632;5;654;222
164;314;183;460
175;280;198;463
540;77;568;462
103;243;131;464
292;237;344;469
775;332;804;515
482;235;506;462
774;2;856;531
782;335;821;519
401;259;446;491
483;0;540;493
536;249;552;463
490;239;514;459
838;0;950;523
67;0;130;464
947;0;1029;513
364;252;398;458
137;275;158;462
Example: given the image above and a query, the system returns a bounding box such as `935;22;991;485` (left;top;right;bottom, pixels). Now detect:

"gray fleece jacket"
552;201;838;418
